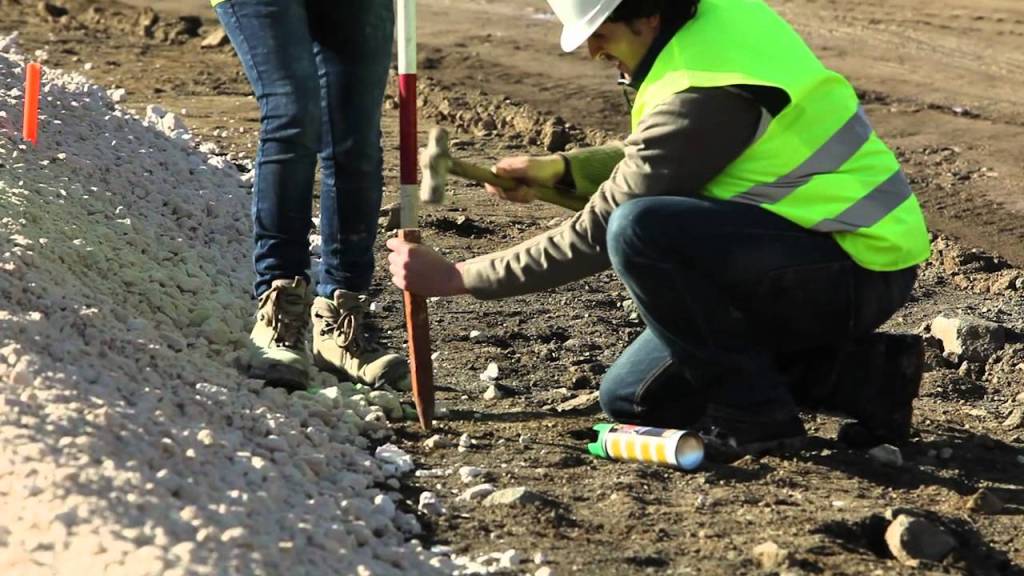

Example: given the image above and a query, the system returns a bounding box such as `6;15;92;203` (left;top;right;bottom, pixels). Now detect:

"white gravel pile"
0;45;453;575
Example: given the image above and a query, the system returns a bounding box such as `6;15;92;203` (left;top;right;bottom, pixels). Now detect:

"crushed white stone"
0;46;449;575
368;389;403;420
374;443;415;476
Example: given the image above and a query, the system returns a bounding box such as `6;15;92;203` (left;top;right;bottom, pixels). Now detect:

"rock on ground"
884;515;958;565
930;315;1006;363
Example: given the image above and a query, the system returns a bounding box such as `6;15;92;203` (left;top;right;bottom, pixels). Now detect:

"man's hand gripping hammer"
419;126;587;211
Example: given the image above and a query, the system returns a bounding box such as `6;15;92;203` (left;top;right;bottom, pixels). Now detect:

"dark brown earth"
3;0;1023;574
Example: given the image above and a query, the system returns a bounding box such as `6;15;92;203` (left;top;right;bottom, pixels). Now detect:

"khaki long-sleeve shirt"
458;86;766;300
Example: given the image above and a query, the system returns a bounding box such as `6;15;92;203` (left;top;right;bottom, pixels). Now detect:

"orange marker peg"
23;62;41;146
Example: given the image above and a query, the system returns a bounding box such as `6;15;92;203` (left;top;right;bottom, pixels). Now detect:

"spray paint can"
587;423;704;470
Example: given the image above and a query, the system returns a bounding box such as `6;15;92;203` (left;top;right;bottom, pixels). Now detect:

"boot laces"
317;299;381;354
260;287;307;348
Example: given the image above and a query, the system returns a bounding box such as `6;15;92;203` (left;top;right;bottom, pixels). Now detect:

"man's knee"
598;378;640;424
607;198;661;268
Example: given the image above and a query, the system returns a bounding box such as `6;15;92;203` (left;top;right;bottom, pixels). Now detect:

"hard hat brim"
557;1;621;52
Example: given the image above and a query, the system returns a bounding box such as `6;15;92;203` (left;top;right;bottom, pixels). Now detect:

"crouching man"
387;0;928;458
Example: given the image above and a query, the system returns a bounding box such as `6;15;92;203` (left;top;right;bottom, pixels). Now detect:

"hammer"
420;126;587;211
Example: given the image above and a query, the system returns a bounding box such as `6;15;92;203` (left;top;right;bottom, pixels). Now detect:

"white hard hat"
546;0;624;52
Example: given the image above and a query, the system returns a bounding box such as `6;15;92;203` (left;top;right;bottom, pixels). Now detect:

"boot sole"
702;434;808;463
250;362;309;392
741;434;808;457
313;354;411;391
313;356;359;384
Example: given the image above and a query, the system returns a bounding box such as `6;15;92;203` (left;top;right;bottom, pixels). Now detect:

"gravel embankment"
0;41;452;576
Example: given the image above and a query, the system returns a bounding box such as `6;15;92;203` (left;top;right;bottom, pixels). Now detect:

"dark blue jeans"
600;196;917;429
215;0;393;298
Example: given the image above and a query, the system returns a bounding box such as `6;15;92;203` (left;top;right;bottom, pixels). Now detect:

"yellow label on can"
600;427;703;470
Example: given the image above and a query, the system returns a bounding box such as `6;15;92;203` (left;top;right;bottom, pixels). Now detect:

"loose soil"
3;0;1023;574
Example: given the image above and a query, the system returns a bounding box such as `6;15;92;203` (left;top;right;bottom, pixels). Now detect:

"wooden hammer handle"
398;228;435;430
449;157;587;212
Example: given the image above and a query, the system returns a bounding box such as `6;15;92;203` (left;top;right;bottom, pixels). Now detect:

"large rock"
885;515;957;565
930;315;1005;362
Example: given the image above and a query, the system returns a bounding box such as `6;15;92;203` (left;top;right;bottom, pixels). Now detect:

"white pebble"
479;362;500;382
414;468;451;478
458;466;485;483
868;444;903;467
423;435;452;450
456;483;496;502
418;491;445;516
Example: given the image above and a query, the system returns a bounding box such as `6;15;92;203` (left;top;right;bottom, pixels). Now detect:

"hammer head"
419;126;452;204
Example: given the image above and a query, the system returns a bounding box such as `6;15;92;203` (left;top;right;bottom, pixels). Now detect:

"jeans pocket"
748;261;857;351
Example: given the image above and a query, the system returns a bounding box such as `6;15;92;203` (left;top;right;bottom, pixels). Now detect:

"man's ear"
629;14;661;37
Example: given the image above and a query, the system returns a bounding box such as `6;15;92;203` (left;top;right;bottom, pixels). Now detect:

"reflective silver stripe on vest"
810;170;912;233
732;107;873;205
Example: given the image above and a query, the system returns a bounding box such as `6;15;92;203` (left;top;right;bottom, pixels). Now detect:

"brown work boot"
836;333;924;447
789;333;924;448
311;290;410;390
696;403;808;463
249;277;312;390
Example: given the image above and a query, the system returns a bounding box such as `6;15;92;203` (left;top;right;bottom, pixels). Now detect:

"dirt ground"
3;0;1024;574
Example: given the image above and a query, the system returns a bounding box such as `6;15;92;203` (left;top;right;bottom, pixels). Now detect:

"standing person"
214;0;408;390
387;0;929;457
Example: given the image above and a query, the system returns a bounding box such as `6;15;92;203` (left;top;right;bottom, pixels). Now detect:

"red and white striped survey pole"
396;0;435;430
397;0;418;228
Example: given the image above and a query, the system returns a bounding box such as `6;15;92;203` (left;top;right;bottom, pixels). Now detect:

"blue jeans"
600;196;917;428
215;0;394;298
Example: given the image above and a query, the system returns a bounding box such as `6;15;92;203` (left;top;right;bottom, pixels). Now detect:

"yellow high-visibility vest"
633;0;930;271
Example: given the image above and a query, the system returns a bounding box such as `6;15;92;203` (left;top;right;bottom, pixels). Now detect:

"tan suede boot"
248;277;311;389
311;290;409;390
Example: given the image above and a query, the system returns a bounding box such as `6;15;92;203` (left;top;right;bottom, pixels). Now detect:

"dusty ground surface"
3;0;1024;574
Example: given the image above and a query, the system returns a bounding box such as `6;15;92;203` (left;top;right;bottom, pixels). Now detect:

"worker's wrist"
451;262;470;296
554;153;575;191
